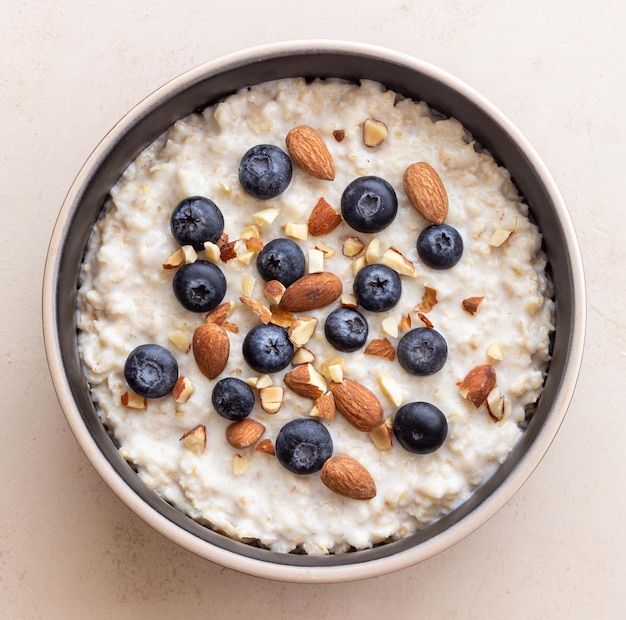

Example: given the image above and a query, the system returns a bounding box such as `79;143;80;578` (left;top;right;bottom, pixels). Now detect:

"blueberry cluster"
123;134;469;481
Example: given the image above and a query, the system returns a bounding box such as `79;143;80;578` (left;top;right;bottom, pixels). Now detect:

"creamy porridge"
77;78;554;554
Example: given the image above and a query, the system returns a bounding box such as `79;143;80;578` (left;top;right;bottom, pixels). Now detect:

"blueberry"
170;196;224;250
238;144;292;200
172;260;227;313
397;327;448;376
242;324;294;374
256;238;306;287
124;344;178;399
324;307;369;352
341;176;398;233
275;418;333;475
393;401;448;454
212;377;255;421
353;264;402;312
417;223;463;269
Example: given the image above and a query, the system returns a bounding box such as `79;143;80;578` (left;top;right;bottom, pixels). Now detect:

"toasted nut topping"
381;317;399;339
205;301;235;325
308;197;342;236
168;329;191;352
203;241;221;262
417;312;434;328
321;455;376;500
370;422;393;451
363;118;388;147
180;424;206;456
239;224;260;240
313;242;336;258
286;125;336;181
121;391;147;410
321;356;344;380
181;244;198;264
222;321;239;334
489;228;513;247
486;386;506;421
240;296;272;324
284;222;308;240
288;316;318;347
252;207;279;228
333;129;345;142
255;438;276;455
172;375;194;404
259;386;284;414
340;293;358;308
255;374;273;389
292;346;315;365
220;239;239;262
486;341;504;363
342;236;365;257
458;364;497;408
269;305;294;328
242;274;256;297
264;280;286;306
351;255;367;276
311;391;336;420
162;248;185;269
284;363;327;399
232;454;249;475
365;237;381;264
381;247;417;277
377;372;403;406
308;248;325;274
226;418;265;449
399;314;412;331
462;296;485;315
365;338;396;361
403;161;449;224
415;285;438;312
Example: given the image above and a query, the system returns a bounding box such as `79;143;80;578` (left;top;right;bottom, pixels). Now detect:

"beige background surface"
2;0;624;618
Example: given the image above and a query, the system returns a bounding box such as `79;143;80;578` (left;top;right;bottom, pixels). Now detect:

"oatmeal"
77;78;554;554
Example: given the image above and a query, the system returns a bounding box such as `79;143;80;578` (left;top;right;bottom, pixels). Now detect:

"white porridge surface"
77;78;554;554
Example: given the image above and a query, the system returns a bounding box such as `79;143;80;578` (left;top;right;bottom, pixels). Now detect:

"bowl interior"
45;42;584;579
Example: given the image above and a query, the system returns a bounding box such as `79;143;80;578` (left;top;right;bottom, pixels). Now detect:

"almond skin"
226;418;266;449
329;378;384;432
286;125;335;181
403;162;449;224
284;363;327;399
278;272;342;312
308;197;342;236
192;322;230;379
321;455;376;500
458;364;497;408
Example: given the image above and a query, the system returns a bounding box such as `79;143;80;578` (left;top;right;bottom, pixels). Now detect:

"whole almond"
457;364;497;408
192;322;230;379
226;418;266;449
321;455;376;500
279;272;342;312
286;125;335;181
329;378;384;432
403;162;449;224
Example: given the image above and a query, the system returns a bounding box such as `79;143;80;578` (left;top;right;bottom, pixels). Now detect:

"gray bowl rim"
42;39;586;583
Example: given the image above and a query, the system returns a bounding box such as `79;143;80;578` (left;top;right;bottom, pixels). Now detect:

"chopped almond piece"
264;280;286;305
205;301;235;325
259;386;284;414
308;197;342;236
220;239;239;262
180;424;206;456
172;375;194;404
365;338;396;361
342;236;365;257
269;305;293;328
417;312;434;328
255;438;276;455
121;391;147;410
311;392;336;420
162;248;185;269
370;422;393;450
240;296;272;324
415;285;438;312
462;296;484;315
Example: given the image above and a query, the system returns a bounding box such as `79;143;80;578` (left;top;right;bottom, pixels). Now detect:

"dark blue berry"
397;327;447;376
212;377;255;421
275;418;333;475
238;144;292;200
340;176;398;233
242;324;294;374
172;260;227;313
170;196;224;250
417;223;463;269
324;307;369;352
393;401;448;454
353;263;402;312
256;238;306;287
124;344;178;399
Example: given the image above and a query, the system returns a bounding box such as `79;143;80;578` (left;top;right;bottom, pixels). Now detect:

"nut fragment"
279;272;342;313
380;247;417;277
308;248;325;274
162;248;185;269
364;338;396;361
342;236;365;257
288;316;318;347
415;285;438;312
417;312;434;328
269;305;294;328
181;244;198;264
172;375;194;404
365;237;381;264
399;314;412;331
240;295;272;324
486;386;506;421
377;371;403;406
340;293;358;308
120;391;147;410
321;455;377;500
232;454;249;475
370;422;393;451
403;161;449;224
381;317;399;339
286;125;335;181
329;379;384;432
264;280;286;306
205;301;235;325
192;323;230;379
291;346;315;365
239;224;260;240
284;363;327;399
363;118;388;147
259;386;284;414
226;418;266;449
462;296;484;315
252;207;280;228
486;341;504;363
241;274;256;297
219;239;239;262
333;129;345;142
458;364;497;408
168;329;191;352
203;241;221;262
489;228;513;247
180;424;206;456
284;222;308;240
311;391;336;420
255;438;276;455
308;197;342;236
